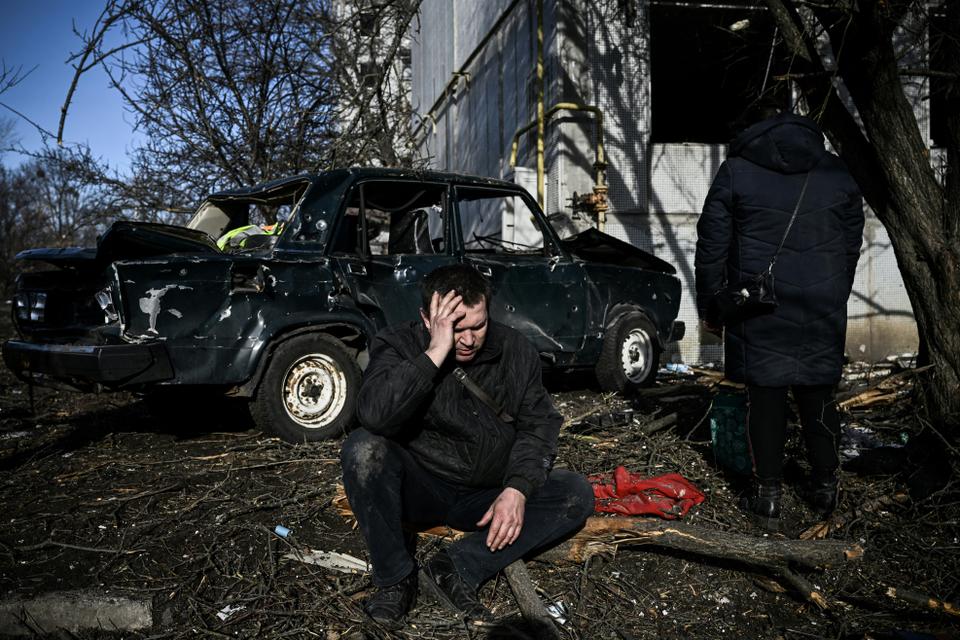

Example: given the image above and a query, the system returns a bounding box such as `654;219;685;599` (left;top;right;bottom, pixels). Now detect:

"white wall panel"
408;0;918;365
649;143;726;214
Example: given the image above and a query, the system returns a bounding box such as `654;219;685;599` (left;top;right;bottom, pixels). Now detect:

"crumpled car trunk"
560;228;676;275
12;221;221;342
16;221;219;268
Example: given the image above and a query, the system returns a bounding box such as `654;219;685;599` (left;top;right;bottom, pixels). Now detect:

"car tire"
250;333;360;442
595;313;661;392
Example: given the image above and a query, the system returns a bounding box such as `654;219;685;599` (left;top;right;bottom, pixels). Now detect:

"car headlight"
14;293;28;320
95;287;119;323
15;292;46;323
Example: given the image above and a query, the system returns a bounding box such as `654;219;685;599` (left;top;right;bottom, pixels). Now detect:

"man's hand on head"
477;487;526;551
424;290;465;367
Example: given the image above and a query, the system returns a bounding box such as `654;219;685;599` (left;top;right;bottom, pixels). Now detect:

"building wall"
409;0;920;365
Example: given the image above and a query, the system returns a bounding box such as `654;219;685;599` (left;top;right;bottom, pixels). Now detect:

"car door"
329;179;457;331
453;184;588;363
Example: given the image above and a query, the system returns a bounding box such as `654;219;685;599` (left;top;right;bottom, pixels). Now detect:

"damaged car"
3;169;684;442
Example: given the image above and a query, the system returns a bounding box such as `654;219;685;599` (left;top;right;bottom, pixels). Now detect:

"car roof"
207;168;526;199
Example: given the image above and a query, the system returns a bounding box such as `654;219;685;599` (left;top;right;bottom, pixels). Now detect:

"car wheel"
250;334;360;442
595;313;661;392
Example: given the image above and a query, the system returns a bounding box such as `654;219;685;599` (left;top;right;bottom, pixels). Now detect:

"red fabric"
587;467;705;519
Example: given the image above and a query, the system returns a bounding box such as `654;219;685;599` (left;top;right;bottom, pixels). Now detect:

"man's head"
420;265;492;363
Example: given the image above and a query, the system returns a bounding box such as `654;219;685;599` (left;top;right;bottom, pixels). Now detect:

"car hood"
15;221;220;267
560;228;676;274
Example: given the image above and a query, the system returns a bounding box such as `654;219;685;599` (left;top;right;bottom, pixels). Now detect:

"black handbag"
711;173;811;325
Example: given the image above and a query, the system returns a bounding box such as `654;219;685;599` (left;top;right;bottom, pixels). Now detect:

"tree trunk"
767;1;960;430
821;2;960;429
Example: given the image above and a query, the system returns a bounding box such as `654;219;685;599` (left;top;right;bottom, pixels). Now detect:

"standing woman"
695;110;864;530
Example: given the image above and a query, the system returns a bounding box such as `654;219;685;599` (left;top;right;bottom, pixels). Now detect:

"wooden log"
634;384;708;399
638;412;677;436
535;516;863;569
333;488;861;608
503;561;561;639
334;489;861;572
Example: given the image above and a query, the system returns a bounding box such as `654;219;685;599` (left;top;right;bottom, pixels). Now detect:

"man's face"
451;300;489;363
420;293;489;363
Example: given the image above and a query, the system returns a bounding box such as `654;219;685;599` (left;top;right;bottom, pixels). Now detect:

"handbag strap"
765;172;811;274
453;367;515;423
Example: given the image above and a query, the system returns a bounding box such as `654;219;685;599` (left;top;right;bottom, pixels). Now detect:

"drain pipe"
535;0;546;212
509;102;608;230
511;0;608;231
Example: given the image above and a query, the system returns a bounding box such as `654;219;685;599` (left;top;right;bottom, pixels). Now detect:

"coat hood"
730;113;826;174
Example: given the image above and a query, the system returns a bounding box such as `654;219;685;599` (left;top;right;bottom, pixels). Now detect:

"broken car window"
455;187;547;255
186;179;309;251
330;181;446;257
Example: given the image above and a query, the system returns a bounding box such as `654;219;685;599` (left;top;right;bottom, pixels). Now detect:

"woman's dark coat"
695;113;865;386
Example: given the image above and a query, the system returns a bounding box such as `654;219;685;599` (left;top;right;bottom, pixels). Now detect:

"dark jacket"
695;113;865;386
356;320;560;498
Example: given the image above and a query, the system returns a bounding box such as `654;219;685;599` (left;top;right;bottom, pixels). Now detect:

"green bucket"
709;389;752;476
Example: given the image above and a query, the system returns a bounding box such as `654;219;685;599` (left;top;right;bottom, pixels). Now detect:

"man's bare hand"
424;290;465;367
477;487;526;551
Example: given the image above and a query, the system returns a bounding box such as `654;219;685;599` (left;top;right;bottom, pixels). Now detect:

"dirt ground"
0;300;958;640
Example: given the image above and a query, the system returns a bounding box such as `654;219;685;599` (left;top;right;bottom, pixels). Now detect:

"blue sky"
0;1;139;171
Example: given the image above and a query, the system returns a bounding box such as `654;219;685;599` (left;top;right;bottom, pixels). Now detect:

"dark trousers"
746;384;841;483
340;428;595;588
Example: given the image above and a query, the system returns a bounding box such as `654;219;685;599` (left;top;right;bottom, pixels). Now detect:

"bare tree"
751;1;960;427
0;165;34;294
59;0;422;220
326;0;422;167
0;60;32;152
0;150;118;294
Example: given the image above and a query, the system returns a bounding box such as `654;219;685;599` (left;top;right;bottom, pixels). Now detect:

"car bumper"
2;340;174;387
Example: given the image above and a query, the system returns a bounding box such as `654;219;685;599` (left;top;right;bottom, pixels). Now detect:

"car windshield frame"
450;184;567;259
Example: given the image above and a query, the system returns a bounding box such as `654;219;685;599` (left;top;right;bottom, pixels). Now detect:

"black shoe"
806;476;839;517
740;480;782;532
363;569;418;626
421;549;495;623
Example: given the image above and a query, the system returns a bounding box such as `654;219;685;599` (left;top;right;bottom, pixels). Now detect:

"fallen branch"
503;561;561;639
15;539;144;555
634;384;708;399
536;516;862;568
839;388;911;410
838;364;934;409
333;490;861;610
333;489;860;570
800;491;909;540
885;586;960;618
638;412;676;436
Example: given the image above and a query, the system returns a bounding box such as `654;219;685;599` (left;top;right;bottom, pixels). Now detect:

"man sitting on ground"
341;264;594;626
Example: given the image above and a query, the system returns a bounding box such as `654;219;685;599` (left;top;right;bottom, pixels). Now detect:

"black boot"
363;569;419;626
806;475;839;517
740;479;782;531
421;549;495;623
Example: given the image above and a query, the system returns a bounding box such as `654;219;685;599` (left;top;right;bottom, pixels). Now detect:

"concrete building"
406;0;928;365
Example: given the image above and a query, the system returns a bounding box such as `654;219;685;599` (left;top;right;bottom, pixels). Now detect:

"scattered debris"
284;549;370;574
0;305;956;639
216;604;245;621
545;600;568;624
